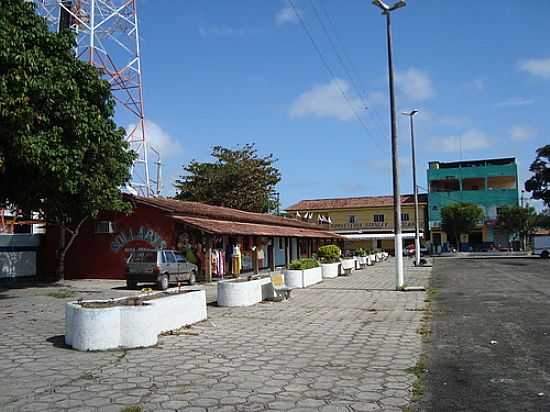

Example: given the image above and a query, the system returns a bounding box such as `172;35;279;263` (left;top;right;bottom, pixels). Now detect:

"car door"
163;251;177;275
174;253;188;274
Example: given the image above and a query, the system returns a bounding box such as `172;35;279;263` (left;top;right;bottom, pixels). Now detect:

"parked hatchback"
126;249;197;290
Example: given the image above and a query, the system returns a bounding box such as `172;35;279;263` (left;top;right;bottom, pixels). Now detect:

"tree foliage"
0;1;135;279
440;203;484;248
496;205;538;241
525;144;550;207
175;144;281;213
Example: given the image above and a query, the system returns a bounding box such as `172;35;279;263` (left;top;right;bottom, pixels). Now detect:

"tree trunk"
55;217;87;282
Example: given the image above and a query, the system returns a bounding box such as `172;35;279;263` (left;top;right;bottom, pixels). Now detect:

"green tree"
440;203;484;250
0;1;135;280
175;144;281;213
496;205;537;250
525;144;550;207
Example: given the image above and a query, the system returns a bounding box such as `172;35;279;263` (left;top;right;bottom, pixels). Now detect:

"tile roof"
172;216;341;239
285;193;428;211
128;195;325;230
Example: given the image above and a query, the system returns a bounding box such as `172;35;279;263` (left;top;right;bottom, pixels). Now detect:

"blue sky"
128;0;550;209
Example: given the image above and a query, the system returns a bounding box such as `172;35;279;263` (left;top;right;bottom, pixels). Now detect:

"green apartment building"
427;157;519;251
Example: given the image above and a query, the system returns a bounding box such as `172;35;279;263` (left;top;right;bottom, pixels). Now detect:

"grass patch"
46;289;75;299
424;287;439;303
406;354;428;401
120;407;143;412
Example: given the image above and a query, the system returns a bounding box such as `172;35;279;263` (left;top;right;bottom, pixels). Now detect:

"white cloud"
430;130;491;153
289;78;362;121
126;120;183;158
519;57;550;79
511;126;537;141
275;4;299;25
495;97;535;107
366;91;387;107
395;68;435;101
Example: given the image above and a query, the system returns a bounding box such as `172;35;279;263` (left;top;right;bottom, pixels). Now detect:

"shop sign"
111;226;167;252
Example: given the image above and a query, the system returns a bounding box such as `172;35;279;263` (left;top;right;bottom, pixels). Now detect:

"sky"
124;0;549;209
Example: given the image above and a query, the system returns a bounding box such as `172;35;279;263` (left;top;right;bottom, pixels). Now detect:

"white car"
533;236;550;259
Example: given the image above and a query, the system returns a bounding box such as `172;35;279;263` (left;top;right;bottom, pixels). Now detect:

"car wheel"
542;250;549;259
188;270;197;285
126;279;137;289
158;274;169;290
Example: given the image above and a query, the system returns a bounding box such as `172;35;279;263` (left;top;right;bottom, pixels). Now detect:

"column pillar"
206;236;213;283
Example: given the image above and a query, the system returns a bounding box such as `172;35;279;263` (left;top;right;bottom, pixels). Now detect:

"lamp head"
401;109;419;116
372;0;390;11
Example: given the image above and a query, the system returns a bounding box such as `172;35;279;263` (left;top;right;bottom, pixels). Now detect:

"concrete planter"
217;276;274;307
368;254;376;265
65;289;207;351
358;256;368;267
354;257;361;270
284;267;322;288
341;259;355;273
321;262;340;279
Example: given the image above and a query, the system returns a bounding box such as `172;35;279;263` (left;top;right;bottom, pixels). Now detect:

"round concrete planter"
358;256;368;267
284;267;322;288
368;254;376;265
354;257;361;270
217;276;273;307
65;289;207;351
321;262;339;279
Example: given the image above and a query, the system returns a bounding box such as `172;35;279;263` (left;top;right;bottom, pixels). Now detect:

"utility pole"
402;110;420;266
372;0;406;290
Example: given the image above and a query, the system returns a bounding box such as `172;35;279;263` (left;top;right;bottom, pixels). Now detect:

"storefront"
40;195;340;280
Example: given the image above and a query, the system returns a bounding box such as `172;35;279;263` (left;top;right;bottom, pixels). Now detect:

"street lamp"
372;0;406;290
402;110;421;267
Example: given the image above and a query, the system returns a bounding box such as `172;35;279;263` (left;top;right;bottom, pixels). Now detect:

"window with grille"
373;214;384;222
95;221;116;234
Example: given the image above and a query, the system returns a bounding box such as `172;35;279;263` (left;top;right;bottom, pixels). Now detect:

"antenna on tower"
33;0;161;197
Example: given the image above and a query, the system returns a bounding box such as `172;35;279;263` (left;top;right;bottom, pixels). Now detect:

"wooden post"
285;237;290;267
270;238;276;271
253;245;259;274
206;237;213;283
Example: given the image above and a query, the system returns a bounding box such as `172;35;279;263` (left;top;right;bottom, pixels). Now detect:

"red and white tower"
33;0;160;197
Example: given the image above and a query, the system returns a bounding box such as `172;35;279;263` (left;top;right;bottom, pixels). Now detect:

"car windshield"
129;251;157;263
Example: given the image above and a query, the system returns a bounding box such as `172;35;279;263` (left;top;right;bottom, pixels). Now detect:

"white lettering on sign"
111;226;167;252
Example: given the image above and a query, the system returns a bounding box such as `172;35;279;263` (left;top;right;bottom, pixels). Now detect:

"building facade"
285;194;428;254
427;157;519;251
40;195;340;281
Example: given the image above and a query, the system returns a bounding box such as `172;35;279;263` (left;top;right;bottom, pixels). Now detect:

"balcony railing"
329;221;421;231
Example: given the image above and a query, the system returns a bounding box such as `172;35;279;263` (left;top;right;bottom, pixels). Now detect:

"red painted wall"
40;204;176;280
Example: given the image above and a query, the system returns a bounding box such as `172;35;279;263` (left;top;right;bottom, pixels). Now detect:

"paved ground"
0;258;430;412
419;257;550;412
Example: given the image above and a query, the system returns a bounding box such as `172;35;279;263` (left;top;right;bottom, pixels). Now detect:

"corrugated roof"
127;195;325;230
172;216;341;239
285;193;428;211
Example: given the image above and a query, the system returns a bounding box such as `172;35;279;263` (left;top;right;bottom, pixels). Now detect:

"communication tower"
33;0;161;196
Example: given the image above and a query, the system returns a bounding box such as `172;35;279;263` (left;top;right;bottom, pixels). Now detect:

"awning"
172;215;341;239
342;232;424;240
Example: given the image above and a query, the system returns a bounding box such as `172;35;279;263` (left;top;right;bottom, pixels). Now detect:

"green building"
427;157;519;251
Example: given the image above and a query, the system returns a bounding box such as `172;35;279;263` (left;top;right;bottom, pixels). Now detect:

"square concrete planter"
341;259;355;273
358;256;368;267
368;254;376;265
65;289;207;351
321;262;340;279
284;267;322;288
217;276;274;307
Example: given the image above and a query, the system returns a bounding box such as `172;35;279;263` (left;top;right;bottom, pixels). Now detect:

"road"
421;257;550;411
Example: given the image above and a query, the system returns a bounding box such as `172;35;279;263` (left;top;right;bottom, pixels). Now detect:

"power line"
287;0;376;139
309;0;391;150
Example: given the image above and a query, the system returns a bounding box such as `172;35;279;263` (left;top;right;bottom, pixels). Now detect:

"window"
373;214;384;223
401;213;409;221
175;253;186;263
95;221;116;234
496;207;504;216
164;251;176;263
432;205;438;211
129;251;157;263
348;215;356;224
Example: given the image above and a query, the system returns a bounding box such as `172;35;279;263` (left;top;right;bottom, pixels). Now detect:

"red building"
40;196;340;280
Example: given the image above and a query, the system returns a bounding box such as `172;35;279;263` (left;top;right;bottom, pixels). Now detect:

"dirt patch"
78;289;200;308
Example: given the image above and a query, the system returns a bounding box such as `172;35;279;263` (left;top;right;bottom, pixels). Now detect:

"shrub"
356;248;367;257
317;245;341;263
288;258;320;270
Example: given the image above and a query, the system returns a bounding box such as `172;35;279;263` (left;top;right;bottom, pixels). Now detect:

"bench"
271;273;292;301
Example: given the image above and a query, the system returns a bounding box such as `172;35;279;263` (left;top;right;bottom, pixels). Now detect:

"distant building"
285;194;428;254
427;157;519;251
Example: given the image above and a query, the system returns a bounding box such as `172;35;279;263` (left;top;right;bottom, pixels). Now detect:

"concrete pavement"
0;259;430;412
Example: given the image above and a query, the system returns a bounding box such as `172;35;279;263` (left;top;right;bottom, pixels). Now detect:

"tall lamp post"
402;110;421;266
372;0;406;290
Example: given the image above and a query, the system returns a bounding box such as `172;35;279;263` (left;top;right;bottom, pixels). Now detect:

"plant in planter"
318;245;341;278
367;249;376;265
356;248;368;267
285;258;322;288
